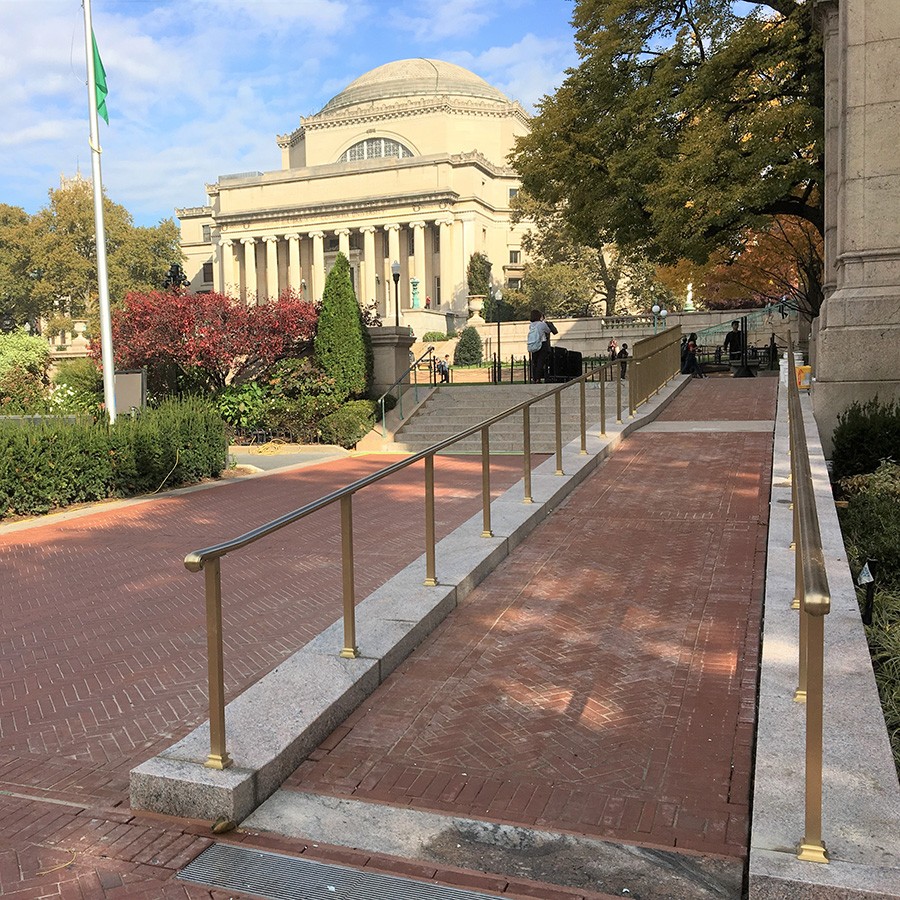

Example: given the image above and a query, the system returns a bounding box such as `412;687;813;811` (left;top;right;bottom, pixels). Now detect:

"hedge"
0;397;227;519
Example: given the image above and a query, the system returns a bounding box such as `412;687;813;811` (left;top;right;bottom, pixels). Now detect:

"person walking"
723;320;743;363
683;333;706;377
527;309;557;383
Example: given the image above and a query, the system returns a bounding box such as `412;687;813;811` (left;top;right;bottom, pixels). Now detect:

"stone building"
176;59;531;323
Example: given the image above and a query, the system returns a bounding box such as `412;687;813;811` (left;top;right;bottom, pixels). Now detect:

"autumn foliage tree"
99;288;318;395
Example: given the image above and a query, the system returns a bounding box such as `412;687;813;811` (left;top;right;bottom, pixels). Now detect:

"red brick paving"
0;453;538;896
284;377;776;862
0;377;776;896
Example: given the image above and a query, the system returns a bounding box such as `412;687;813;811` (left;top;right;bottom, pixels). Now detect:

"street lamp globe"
651;303;661;315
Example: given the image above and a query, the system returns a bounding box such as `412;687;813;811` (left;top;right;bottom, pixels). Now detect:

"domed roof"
319;58;510;114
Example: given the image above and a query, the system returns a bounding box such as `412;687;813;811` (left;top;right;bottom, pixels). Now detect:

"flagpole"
82;0;117;423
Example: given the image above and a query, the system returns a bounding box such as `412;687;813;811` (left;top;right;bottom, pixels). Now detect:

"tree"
512;1;824;312
102;288;318;394
0;204;39;325
314;253;372;399
453;326;483;366
26;177;181;319
466;252;492;297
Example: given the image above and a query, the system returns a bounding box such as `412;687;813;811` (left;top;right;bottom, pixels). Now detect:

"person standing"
723;320;743;363
527;309;557;382
617;342;629;379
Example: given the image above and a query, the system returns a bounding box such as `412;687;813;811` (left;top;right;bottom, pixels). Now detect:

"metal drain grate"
178;843;504;900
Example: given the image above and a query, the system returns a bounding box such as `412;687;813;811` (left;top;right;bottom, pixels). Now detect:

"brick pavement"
284;378;776;864
0;453;538;897
0;377;777;896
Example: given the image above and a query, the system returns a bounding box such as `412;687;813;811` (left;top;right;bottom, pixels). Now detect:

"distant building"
177;59;531;322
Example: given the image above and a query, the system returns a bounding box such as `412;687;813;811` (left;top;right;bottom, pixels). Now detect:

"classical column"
309;231;325;301
219;239;233;294
361;226;377;304
336;228;351;259
410;221;426;281
264;236;278;302
241;237;257;305
438;218;455;310
285;233;301;292
812;0;900;448
385;223;402;320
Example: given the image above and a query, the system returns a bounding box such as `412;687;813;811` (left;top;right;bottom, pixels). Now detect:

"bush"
318;400;376;448
422;332;450;342
216;382;267;430
0;365;48;413
314;253;372;399
840;461;900;589
453;326;483;366
467;252;492;297
50;359;102;414
832;397;900;479
0;397;226;519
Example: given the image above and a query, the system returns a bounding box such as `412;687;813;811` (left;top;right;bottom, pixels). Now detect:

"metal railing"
184;350;681;771
628;326;683;417
786;331;831;864
377;345;436;437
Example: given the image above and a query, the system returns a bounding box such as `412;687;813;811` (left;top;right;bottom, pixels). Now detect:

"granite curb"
130;376;691;824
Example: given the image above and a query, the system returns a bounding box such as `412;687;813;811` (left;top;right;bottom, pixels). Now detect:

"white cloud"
390;0;495;42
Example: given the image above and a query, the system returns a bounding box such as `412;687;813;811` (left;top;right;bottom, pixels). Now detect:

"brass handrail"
377;345;436;436
785;331;831;864
185;353;676;770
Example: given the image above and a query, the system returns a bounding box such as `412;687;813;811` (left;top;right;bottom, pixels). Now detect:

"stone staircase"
389;382;623;453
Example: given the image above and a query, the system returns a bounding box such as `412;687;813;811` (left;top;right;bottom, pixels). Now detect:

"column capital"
383;223;401;233
436;217;455;228
240;237;256;245
220;238;234;247
308;230;325;240
410;220;427;230
334;227;351;236
359;225;377;234
284;233;301;241
262;235;279;244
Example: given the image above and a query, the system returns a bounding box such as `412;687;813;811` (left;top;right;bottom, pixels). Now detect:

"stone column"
264;236;278;302
309;231;325;301
336;228;351;259
286;234;301;292
438;218;454;309
241;237;257;305
218;239;233;294
812;0;900;450
361;226;377;304
410;221;426;281
385;223;401;321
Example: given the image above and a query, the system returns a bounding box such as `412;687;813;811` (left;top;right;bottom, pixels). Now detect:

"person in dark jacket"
617;342;629;379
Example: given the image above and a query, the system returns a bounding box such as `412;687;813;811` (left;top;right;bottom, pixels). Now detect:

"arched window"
339;138;414;163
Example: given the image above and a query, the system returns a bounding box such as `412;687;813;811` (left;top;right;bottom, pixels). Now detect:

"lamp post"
651;303;668;334
391;260;401;328
492;287;503;383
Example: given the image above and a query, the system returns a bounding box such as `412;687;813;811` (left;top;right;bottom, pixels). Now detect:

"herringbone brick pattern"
286;378;776;860
0;453;536;896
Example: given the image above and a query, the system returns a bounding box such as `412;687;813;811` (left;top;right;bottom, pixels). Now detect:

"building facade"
177;59;531;322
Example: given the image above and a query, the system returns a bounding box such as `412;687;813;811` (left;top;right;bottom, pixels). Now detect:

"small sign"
857;562;874;585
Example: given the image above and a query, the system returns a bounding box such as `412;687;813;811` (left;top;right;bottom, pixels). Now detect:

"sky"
0;0;578;228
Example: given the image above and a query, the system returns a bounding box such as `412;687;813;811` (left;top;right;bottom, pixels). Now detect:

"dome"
319;58;510;114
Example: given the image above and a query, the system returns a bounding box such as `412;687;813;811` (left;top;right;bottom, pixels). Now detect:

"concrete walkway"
0;375;845;899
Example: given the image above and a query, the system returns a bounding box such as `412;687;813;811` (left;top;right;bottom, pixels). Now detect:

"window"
202;224;211;242
508;188;519;200
326;236;339;252
507;278;522;291
432;229;440;253
339;138;414;163
201;262;213;283
407;229;415;256
509;250;521;265
434;276;441;306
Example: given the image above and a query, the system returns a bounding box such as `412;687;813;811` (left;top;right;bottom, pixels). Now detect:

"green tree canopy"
314;253;372;399
466;252;492;297
18;177;180;321
512;0;823;308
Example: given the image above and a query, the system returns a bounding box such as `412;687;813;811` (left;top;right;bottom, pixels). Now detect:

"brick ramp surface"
0;454;541;897
280;379;775;863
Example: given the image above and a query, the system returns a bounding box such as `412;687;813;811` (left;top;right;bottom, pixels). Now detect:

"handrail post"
481;426;493;537
523;406;533;503
424;454;438;585
339;494;359;658
579;378;587;455
554;391;564;475
798;610;828;862
599;362;607;436
203;558;232;770
616;360;623;424
629;358;638;417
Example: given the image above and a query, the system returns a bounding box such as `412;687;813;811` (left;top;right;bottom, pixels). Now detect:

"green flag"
92;30;108;123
